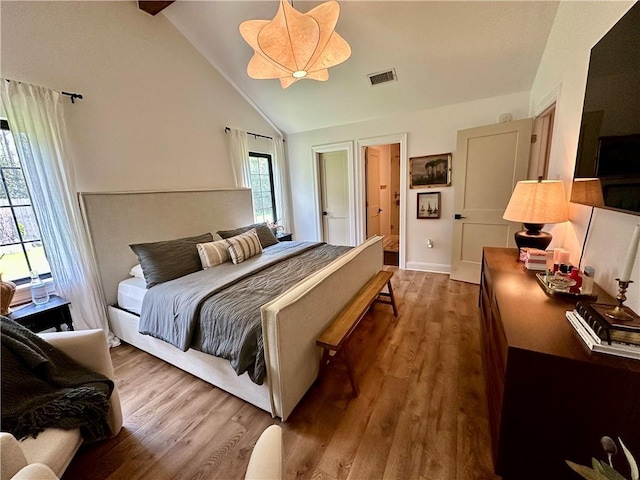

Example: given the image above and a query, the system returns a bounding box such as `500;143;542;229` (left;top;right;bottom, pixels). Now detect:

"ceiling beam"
138;1;175;16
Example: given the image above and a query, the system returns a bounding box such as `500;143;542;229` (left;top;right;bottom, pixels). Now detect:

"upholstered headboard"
80;189;254;306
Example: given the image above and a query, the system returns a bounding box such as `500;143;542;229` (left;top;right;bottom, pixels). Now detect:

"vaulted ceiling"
160;1;560;135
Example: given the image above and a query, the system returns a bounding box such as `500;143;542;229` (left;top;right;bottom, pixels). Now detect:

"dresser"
480;247;640;479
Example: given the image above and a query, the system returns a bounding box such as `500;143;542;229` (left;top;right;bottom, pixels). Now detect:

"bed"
80;189;383;420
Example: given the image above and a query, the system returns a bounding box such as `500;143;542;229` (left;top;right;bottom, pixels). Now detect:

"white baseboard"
405;262;451;274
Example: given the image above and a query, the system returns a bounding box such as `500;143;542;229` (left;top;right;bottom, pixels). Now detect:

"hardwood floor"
63;269;498;480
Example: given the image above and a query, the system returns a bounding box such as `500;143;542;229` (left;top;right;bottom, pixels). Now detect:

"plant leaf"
619;438;639;480
567;460;615;480
599;462;629;480
593;459;606;473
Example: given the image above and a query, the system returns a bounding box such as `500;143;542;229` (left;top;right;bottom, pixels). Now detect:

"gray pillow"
129;233;213;288
217;222;278;248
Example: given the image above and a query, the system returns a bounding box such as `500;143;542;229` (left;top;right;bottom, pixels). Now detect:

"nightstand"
8;295;73;333
276;232;293;242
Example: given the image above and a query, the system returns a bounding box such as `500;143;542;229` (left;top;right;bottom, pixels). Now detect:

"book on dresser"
566;304;640;361
575;301;640;345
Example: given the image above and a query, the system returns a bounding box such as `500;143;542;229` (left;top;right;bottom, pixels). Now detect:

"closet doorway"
364;143;401;266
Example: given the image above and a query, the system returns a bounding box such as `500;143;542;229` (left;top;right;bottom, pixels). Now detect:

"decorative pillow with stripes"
197;239;231;269
225;229;263;264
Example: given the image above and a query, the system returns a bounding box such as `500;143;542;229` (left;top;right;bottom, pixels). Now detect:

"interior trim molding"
405;261;451;274
311;142;356;245
357;133;408;269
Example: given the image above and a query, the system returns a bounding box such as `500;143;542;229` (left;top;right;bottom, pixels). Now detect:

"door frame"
311;141;356;245
357;133;408;269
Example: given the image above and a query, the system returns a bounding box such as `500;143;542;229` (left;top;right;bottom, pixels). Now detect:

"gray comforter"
139;241;351;384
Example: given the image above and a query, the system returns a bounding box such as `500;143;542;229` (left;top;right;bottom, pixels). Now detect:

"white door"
450;118;533;283
319;151;350;245
365;147;381;238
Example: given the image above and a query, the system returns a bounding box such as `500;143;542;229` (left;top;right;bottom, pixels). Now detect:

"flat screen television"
572;2;640;216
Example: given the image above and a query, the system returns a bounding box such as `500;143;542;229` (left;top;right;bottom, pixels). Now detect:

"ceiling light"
239;0;351;89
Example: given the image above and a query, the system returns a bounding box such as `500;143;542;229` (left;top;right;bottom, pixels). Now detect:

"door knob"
322;211;328;216
377;208;383;214
454;214;467;220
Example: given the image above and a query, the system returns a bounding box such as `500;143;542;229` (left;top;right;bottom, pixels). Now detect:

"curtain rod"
61;91;83;104
4;79;83;104
224;127;284;142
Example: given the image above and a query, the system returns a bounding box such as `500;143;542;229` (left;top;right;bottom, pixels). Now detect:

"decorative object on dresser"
7;295;73;333
521;247;547;270
566;309;640;361
479;247;640;480
605;224;640;322
535;272;598;300
575;301;640;345
502;177;569;252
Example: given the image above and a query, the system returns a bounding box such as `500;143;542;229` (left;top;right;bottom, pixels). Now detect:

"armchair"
1;329;122;480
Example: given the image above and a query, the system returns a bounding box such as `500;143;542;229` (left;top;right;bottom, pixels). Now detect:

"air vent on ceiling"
368;69;397;86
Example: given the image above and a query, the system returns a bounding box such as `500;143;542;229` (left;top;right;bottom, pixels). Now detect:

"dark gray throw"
139;241;352;384
1;317;114;442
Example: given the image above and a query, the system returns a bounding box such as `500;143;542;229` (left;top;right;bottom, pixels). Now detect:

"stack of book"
566;301;640;360
523;248;548;271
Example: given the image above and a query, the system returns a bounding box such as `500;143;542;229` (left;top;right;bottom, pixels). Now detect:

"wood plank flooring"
63;269;498;480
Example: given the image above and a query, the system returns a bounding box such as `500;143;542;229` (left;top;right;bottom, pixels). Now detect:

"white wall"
530;0;639;311
287;91;530;271
0;1;278;192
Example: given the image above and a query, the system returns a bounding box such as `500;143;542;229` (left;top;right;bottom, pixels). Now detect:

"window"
249;152;277;224
0;120;51;284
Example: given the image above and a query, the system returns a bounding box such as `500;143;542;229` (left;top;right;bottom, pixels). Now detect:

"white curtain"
228;128;251;188
0;79;117;344
272;138;293;231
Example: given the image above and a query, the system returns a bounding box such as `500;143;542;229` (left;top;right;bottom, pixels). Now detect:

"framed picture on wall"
410;153;452;188
417;192;441;219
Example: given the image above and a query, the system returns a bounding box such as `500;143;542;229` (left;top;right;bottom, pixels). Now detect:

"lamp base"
514;223;552;252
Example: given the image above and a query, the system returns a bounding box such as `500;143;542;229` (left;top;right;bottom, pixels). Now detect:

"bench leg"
376;280;399;317
387;279;398;317
320;348;330;374
341;344;359;397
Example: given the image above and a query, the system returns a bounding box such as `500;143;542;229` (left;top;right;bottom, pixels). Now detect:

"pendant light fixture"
239;0;351;89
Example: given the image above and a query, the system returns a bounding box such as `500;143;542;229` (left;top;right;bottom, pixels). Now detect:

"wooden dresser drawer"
480;246;640;480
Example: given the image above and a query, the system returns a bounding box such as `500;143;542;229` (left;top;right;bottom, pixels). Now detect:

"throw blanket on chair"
1;317;114;442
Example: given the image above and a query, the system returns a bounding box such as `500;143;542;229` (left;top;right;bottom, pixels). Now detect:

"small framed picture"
417;192;441;219
410;153;452;188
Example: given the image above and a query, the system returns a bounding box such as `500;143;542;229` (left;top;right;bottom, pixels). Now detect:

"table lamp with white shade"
503;178;569;252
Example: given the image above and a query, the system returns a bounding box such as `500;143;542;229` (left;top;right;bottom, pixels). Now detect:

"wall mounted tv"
572;2;640;216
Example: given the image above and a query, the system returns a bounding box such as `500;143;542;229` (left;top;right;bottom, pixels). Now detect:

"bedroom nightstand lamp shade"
503;178;569;251
239;0;351;89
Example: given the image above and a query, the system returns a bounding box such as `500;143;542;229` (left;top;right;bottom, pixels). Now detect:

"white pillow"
197;239;231;269
129;264;145;279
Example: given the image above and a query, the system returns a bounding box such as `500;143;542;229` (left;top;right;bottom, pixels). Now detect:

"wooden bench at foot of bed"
316;270;397;395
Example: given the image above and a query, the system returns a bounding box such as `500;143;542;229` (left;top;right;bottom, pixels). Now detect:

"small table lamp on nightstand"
503;177;569;253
